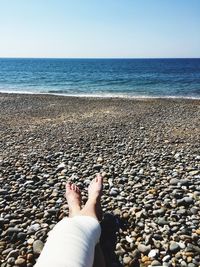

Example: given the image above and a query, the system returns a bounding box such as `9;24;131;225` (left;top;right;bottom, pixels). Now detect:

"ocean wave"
1;89;200;100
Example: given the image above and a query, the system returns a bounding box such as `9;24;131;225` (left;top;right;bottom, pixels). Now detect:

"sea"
0;58;200;99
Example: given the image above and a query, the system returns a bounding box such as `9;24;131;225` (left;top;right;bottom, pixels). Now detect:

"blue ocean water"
0;58;200;98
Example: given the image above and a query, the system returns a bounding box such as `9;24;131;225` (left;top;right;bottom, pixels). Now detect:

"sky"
0;0;199;58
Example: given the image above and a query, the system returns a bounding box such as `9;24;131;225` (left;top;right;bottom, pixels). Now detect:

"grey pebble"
138;243;151;254
33;240;44;255
169;241;180;253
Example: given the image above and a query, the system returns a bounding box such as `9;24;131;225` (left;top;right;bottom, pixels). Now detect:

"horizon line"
0;57;200;60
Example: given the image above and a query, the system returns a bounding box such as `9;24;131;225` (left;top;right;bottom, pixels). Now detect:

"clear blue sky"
0;0;199;58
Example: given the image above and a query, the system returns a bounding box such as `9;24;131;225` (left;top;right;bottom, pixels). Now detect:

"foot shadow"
100;213;138;267
100;213;141;267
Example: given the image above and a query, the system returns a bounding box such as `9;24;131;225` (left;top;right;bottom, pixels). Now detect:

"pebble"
0;189;8;195
15;257;26;266
27;238;35;245
151;260;162;266
56;162;66;171
109;188;119;196
189;170;199;176
126;236;133;243
138;243;151;254
27;223;41;234
169;241;180;253
148;249;159;258
27;253;34;261
7;257;15;264
6;249;19;259
33;240;44;255
123;256;132;265
162;255;171;262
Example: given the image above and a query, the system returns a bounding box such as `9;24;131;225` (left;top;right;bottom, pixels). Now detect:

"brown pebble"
15;257;26;266
141;256;151;263
27;253;34;262
195;229;200;235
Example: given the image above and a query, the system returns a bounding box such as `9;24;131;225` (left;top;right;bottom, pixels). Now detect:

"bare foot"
65;182;81;217
84;173;103;221
88;173;103;202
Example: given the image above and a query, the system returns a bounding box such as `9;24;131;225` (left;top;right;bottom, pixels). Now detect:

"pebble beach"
0;93;200;267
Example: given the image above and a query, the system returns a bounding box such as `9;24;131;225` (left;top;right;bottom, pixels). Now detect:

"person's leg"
65;182;82;217
79;174;103;221
78;174;106;267
35;176;104;267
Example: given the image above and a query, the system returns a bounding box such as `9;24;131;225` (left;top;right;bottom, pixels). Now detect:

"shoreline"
1;91;200;101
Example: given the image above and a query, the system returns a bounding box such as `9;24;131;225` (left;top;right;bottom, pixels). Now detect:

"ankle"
87;196;101;207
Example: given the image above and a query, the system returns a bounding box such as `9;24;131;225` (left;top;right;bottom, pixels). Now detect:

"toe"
76;186;80;193
96;174;102;183
74;185;79;192
72;184;76;191
89;179;95;186
66;182;71;191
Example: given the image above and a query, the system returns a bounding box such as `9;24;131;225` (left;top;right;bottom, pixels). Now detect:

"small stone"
157;218;169;226
0;218;5;226
163;255;171;262
170;178;179;185
56;163;66;171
178;241;186;249
123;213;129;219
47;208;57;215
93;164;102;171
27;238;35;245
15;257;26;266
139;169;144;175
0;241;6;249
148;249;158;258
110;188;119;196
189;170;199;176
2;248;13;255
141;256;151;263
6;249;19;259
33;240;44;255
180;261;187;267
17;232;26;241
108;178;113;187
174;153;180;159
131;249;140;259
153;208;166;216
97;157;103;163
187;256;193;263
169;241;180;253
0;189;8;195
123;256;132;265
138;243;151;254
27;253;34;261
196;229;200;235
190;207;198;214
126;236;133;243
7;257;15;264
183;197;193;204
6;227;21;234
151;260;162;266
101;171;107;177
27;223;40;233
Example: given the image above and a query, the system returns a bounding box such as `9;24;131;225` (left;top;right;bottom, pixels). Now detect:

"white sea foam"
0;89;200;100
